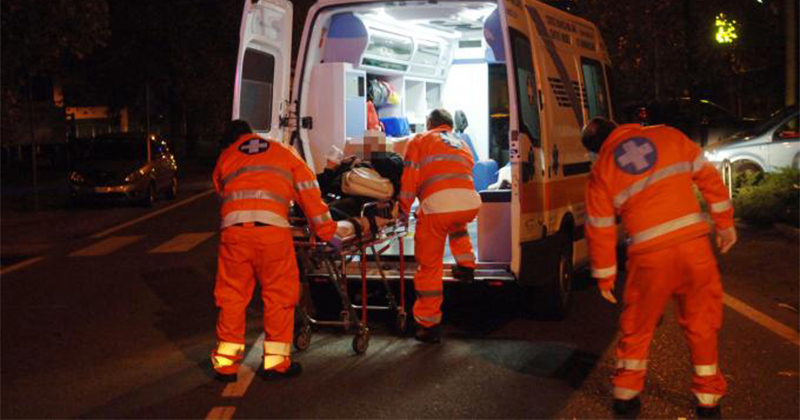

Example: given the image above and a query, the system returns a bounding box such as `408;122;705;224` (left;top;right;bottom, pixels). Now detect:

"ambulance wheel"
544;232;573;319
352;328;370;354
293;325;312;352
395;310;408;334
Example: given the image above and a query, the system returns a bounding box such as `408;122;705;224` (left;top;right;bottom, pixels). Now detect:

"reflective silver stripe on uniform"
694;392;722;406
613;161;692;209
263;341;291;356
613;387;641;400
629;212;706;245
587;215;616;228
310;212;332;225
419;154;472;168
709;199;732;213
592;265;617;278
417;290;443;297
414;313;442;324
453;253;475;263
221;210;289;229
399;191;416;200
694;364;718;376
222;189;288;206
692;155;708;173
418;173;474;197
404;161;420;170
295;180;320;192
221;165;293;188
617;359;648;370
449;230;469;240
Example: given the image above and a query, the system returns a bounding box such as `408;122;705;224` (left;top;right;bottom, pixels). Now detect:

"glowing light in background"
715;13;739;44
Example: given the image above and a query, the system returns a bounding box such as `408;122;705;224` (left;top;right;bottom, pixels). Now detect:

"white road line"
0;256;45;276
92;189;215;239
205;406;236;420
222;333;265;398
724;293;800;346
69;235;144;257
149;232;216;253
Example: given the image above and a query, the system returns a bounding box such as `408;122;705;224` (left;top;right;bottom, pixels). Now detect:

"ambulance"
233;0;614;317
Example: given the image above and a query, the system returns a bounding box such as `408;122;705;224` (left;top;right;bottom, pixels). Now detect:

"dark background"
1;0;797;163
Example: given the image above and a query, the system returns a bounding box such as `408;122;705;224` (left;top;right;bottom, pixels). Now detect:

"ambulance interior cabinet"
477;189;511;262
308;62;367;173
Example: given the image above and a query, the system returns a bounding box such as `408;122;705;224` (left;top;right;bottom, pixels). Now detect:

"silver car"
703;105;799;174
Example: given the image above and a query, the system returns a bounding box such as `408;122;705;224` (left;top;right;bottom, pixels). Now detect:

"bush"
733;167;800;227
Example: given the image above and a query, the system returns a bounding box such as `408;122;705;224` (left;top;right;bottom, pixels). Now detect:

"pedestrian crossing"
70;232;216;257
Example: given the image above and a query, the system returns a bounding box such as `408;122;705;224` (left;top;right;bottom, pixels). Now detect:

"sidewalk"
1;158;216;266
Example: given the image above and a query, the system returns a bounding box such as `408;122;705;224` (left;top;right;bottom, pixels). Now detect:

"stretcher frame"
291;200;409;354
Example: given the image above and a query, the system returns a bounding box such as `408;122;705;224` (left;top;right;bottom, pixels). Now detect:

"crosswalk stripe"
69;236;144;257
205;406;236;420
149;232;216;253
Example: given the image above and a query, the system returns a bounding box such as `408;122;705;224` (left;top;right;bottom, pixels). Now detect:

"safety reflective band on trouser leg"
414;313;442;326
212;341;245;373
694;364;718;376
695;392;722;407
263;340;291;371
613;387;641;400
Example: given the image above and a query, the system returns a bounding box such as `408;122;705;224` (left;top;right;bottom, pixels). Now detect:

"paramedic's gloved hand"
715;226;737;254
600;287;618;304
325;145;344;169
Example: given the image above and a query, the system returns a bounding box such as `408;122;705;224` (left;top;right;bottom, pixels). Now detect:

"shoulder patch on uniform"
439;132;462;149
614;137;657;175
238;138;270;155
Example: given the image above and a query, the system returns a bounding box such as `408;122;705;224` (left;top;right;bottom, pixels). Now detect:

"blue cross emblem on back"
238;138;270;155
614;137;657;175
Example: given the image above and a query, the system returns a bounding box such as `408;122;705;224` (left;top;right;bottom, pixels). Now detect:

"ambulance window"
509;29;541;147
241;49;275;131
580;58;609;119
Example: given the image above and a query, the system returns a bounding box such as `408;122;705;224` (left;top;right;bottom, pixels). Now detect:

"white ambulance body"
234;0;614;316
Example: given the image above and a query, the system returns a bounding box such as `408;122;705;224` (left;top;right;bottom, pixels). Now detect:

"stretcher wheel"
352;328;370;354
395;310;407;334
294;325;312;351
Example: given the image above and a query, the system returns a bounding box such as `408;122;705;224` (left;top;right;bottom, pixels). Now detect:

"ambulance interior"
297;0;512;264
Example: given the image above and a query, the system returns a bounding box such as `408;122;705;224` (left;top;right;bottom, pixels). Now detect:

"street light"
715;13;739;44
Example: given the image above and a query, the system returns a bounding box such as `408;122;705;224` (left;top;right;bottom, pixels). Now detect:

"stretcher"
290;199;409;354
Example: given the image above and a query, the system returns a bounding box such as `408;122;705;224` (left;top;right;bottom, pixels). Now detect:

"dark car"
69;133;178;206
623;97;759;147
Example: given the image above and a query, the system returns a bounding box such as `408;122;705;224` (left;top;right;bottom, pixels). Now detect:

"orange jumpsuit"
399;125;481;327
585;124;734;406
211;133;336;374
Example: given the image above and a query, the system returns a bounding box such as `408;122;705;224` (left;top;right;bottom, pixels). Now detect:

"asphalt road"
1;187;798;419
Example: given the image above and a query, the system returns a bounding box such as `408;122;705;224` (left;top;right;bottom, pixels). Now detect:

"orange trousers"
413;208;478;327
215;225;299;346
614;235;727;406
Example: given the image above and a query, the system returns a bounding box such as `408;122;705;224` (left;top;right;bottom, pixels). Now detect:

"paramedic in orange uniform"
582;117;737;418
210;120;336;381
399;109;482;343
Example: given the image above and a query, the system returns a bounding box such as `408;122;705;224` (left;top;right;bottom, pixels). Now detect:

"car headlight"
124;168;147;183
69;171;85;183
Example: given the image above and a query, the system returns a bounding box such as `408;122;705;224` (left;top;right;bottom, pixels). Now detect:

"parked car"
623;97;759;147
69;133;178;206
703;105;799;175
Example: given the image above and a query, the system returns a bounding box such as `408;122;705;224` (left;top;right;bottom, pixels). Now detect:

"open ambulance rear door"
233;0;293;142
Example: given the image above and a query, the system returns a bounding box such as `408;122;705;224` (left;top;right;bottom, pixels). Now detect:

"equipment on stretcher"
291;199;409;354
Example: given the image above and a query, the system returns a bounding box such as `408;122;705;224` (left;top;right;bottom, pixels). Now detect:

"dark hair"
222;119;253;147
427;108;453;129
581;117;617;153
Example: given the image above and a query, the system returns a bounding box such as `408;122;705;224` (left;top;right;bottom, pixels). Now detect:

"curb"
773;223;800;242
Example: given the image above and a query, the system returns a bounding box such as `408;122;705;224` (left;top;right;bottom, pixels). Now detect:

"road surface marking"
92;189;215;239
149;232;216;253
0;256;45;276
205;406;236;420
724;293;800;346
69;236;143;257
222;333;265;398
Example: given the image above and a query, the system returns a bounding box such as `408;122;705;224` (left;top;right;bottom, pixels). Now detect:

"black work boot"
414;324;442;344
260;361;303;380
613;396;641;418
451;265;475;283
696;404;722;419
